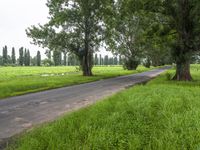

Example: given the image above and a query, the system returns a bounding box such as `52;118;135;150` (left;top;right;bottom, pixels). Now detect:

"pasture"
7;65;200;150
0;66;153;99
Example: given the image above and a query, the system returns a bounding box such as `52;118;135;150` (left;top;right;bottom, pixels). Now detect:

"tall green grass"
0;66;153;99
7;65;200;150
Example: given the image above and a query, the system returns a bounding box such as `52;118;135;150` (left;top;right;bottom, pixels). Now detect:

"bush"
123;58;140;70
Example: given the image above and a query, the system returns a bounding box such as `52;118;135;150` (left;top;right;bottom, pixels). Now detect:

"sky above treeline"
0;0;49;58
0;0;111;58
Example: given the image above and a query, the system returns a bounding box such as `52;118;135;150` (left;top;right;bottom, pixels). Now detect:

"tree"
36;51;41;66
26;0;111;76
114;57;118;65
19;47;24;66
11;47;16;64
167;0;200;80
25;50;31;66
68;53;79;66
45;49;53;66
108;57;114;65
143;57;151;68
134;0;200;80
31;56;37;66
53;50;62;66
0;56;3;66
24;49;28;66
104;55;109;65
105;1;146;70
2;45;8;65
99;54;102;65
94;54;98;65
45;50;51;60
7;55;12;65
119;55;123;65
143;36;172;67
63;51;67;66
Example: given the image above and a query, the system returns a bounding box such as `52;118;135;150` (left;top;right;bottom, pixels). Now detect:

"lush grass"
7;65;200;150
0;66;153;99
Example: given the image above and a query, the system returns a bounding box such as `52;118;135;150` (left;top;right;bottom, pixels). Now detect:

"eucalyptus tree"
26;0;111;76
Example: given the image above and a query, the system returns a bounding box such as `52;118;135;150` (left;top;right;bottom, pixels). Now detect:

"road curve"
0;67;170;143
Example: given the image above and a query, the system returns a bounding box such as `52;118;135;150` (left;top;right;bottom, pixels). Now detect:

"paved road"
0;67;170;143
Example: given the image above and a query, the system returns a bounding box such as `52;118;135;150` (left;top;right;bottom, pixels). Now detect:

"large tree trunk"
82;13;93;76
172;0;193;81
82;53;93;76
173;57;192;81
82;22;93;76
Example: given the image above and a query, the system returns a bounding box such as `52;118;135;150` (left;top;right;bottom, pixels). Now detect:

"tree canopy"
26;0;200;80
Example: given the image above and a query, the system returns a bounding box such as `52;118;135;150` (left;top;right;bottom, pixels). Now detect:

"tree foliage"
133;0;200;80
2;45;8;65
26;0;112;76
37;51;41;66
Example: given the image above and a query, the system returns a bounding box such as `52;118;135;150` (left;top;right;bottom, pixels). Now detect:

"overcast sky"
0;0;111;58
0;0;49;57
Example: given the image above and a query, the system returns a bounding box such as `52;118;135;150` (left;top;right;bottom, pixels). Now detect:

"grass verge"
6;65;200;150
0;66;154;99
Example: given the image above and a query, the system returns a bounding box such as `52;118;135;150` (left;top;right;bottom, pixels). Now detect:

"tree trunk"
173;59;192;81
172;0;193;81
82;53;93;76
82;13;93;76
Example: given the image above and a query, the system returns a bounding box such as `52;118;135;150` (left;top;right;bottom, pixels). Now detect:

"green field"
0;66;153;99
7;65;200;150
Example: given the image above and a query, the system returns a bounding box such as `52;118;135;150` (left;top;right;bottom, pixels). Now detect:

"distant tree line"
0;46;124;66
0;46;41;66
93;54;121;66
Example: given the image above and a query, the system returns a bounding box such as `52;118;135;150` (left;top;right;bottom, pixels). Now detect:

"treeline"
43;50;122;66
0;46;41;66
0;46;123;66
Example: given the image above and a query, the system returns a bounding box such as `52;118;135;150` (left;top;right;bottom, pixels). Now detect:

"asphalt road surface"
0;67;170;144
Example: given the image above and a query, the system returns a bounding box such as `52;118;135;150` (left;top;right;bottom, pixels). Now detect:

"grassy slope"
0;66;153;99
8;65;200;150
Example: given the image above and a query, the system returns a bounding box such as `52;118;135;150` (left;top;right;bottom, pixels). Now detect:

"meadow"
0;65;153;99
7;65;200;150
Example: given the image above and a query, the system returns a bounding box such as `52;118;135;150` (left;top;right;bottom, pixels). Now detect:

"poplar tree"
11;47;16;64
2;45;8;65
37;51;41;66
94;54;98;65
19;47;24;66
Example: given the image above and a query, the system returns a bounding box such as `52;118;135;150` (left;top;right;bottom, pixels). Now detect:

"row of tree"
1;46;123;66
26;0;200;80
43;50;122;66
0;46;41;66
